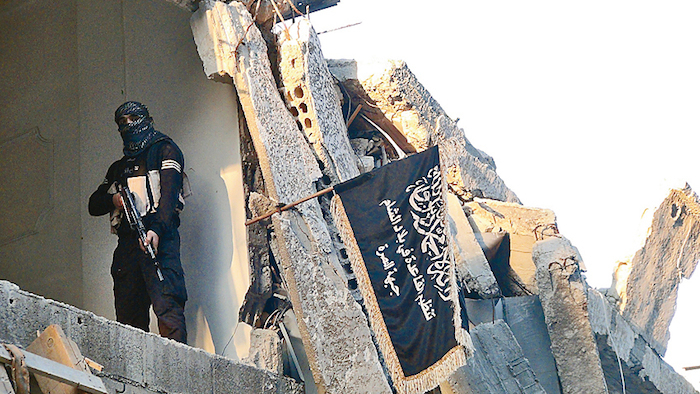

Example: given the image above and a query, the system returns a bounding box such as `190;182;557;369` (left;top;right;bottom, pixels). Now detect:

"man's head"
115;101;162;157
115;101;152;134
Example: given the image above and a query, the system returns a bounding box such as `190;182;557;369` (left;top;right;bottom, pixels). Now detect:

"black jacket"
89;138;185;238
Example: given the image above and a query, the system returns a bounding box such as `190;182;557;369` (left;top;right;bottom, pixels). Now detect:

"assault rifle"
118;184;165;281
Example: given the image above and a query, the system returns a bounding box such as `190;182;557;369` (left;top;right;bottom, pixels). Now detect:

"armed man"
89;101;188;343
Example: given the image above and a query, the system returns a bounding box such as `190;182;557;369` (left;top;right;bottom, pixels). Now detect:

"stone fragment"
620;185;700;355
349;138;374;156
588;287;698;394
242;329;283;375
467;199;558;294
359;156;375;173
329;60;520;203
446;193;500;298
275;18;361;185
190;3;391;393
445;320;546;394
532;237;609;394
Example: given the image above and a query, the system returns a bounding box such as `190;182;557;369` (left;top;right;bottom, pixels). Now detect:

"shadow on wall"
180;165;251;360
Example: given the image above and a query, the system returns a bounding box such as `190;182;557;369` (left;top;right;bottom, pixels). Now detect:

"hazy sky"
311;0;700;384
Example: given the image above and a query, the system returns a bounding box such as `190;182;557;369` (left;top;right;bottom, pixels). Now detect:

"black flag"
331;146;472;394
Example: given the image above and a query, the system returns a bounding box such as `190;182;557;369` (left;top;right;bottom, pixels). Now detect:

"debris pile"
192;2;699;392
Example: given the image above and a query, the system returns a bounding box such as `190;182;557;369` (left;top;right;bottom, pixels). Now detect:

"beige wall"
1;0;251;358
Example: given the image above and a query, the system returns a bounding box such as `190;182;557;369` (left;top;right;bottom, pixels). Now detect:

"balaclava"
114;101;167;157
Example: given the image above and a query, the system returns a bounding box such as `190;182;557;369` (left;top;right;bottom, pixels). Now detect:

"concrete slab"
467;199;558;295
446;193;501;298
275;18;360;185
503;296;561;394
446;320;546;394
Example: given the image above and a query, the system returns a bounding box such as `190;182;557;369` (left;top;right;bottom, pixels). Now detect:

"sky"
310;0;700;386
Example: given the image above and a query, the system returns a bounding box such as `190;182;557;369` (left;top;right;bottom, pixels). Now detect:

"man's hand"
112;193;124;210
139;230;160;255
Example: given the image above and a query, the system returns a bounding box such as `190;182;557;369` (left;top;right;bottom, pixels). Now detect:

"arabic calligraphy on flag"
331;146;470;394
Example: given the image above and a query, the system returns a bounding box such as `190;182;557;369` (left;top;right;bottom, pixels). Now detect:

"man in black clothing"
89;101;187;343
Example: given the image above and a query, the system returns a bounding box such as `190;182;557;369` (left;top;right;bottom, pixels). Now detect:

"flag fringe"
331;194;468;394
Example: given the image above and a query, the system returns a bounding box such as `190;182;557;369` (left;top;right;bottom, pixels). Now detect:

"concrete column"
532;237;608;394
190;2;391;392
275;18;360;185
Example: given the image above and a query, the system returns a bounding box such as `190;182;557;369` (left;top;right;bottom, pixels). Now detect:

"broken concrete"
0;280;302;394
619;185;700;356
588;287;698;394
468;199;558;294
446;193;501;298
532;237;609;394
275;18;361;185
328;59;520;203
446;320;546;394
191;2;391;392
243;329;283;375
275;17;364;298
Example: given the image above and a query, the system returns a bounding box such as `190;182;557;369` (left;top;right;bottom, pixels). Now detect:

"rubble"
191;2;391;392
174;10;700;392
589;287;697;394
242;328;284;375
467;199;558;295
327;59;521;203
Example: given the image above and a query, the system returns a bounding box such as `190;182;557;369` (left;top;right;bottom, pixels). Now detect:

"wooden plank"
27;325;93;394
0;347;106;394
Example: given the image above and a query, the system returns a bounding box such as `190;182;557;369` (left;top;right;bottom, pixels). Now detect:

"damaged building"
1;0;698;393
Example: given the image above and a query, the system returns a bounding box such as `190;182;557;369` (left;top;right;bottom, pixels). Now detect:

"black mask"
114;101;166;157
